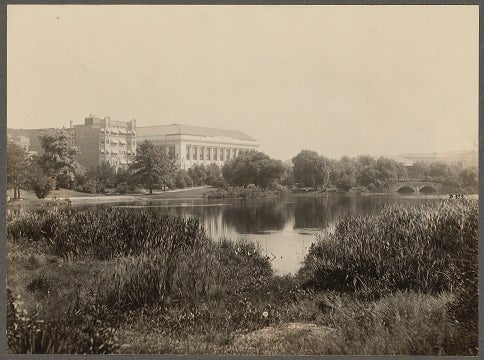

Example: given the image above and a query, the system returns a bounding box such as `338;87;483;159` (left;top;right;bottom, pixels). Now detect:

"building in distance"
74;115;137;170
136;124;259;169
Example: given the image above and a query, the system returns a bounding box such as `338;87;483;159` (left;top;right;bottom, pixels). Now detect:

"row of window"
100;139;135;146
186;145;248;161
100;149;133;155
100;128;136;136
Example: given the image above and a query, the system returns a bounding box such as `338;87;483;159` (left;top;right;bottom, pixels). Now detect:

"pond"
76;193;446;275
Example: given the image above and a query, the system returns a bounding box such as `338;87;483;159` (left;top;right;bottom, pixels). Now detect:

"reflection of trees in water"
221;200;290;234
293;195;411;230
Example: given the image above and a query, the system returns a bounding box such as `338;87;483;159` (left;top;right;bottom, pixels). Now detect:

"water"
83;194;444;275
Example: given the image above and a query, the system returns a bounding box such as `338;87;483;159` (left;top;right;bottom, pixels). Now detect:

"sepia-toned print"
6;5;478;355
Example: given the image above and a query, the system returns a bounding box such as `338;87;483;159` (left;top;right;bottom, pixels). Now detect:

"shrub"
299;200;478;299
31;176;55;199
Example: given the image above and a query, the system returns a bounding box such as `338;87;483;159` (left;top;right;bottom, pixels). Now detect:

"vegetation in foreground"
6;200;477;355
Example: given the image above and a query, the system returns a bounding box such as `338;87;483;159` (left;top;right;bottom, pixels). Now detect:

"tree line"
7;133;478;199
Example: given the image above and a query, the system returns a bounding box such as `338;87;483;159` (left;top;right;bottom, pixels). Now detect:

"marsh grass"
299;199;478;298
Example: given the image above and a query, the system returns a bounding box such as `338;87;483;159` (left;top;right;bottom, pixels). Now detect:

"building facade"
74;116;137;170
136;124;258;169
8;119;257;171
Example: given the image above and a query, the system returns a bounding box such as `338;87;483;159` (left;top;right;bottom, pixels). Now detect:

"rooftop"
137;124;256;141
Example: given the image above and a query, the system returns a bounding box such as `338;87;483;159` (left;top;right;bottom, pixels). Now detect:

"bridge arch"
419;185;437;194
397;186;416;194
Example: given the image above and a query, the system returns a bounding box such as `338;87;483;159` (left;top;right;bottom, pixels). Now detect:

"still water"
90;194;444;275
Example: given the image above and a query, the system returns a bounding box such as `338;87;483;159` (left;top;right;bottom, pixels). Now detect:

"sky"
7;5;478;161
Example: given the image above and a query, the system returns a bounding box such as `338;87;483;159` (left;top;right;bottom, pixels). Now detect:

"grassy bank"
6;200;477;355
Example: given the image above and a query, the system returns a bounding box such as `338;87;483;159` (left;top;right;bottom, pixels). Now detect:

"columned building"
136;124;258;169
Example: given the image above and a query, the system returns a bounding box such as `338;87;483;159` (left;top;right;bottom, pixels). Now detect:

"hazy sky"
7;5;478;160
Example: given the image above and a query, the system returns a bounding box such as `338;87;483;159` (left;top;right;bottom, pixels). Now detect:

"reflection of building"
136;124;258;169
389;150;478;168
73;116;137;170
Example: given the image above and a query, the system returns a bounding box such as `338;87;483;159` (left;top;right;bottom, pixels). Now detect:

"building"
8;119;257;171
136;124;258;169
73;115;137;170
7;115;137;171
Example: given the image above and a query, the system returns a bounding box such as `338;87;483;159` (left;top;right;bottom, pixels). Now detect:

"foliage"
299;200;478;299
85;162;116;189
222;150;285;189
188;164;207;186
129;140;177;194
38;132;82;189
7;140;31;198
292;150;328;189
31;175;56;199
331;156;357;191
8;207;207;260
175;169;193;189
205;163;225;187
7;288;118;354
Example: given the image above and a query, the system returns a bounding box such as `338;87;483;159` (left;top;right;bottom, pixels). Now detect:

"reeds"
299;199;478;298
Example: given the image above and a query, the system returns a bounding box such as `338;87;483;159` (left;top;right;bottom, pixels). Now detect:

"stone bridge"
390;179;439;194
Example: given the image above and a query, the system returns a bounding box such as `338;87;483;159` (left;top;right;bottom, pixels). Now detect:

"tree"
205;163;225;187
459;167;478;192
38;132;82;189
332;156;357;191
292;150;327;189
85;162;117;192
129;140;176;194
222;150;285;189
7;141;30;199
188;164;208;186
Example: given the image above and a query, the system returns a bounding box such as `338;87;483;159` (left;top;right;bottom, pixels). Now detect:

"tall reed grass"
8;207;206;259
299;199;478;298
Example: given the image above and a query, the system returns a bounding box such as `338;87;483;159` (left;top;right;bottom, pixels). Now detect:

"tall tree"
38;132;82;188
129;140;176;194
292;150;327;189
7;141;30;199
222;150;284;189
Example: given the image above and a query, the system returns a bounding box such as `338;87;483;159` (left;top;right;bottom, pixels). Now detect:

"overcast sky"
7;5;478;161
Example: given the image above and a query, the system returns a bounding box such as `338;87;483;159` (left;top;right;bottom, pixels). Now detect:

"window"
213;148;218;160
186;145;190;160
232;148;236;158
193;146;198;160
200;147;204;160
226;148;230;160
220;148;224;161
207;147;211;160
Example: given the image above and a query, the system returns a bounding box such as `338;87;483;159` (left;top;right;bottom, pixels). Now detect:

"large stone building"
136;124;259;169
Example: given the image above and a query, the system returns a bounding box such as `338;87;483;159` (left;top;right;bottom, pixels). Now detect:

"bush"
298;200;478;299
31;176;56;199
